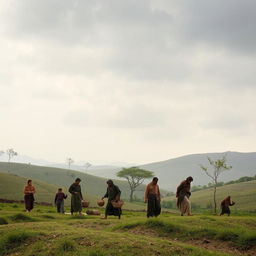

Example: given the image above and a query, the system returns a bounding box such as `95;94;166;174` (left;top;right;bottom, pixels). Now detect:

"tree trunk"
129;189;134;202
213;185;217;214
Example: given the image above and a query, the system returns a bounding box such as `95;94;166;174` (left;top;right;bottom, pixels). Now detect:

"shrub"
0;230;33;255
0;217;8;225
9;213;33;222
59;239;76;252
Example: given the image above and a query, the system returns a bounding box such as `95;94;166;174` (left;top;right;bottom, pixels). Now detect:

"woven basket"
82;200;90;208
111;200;124;208
97;199;105;207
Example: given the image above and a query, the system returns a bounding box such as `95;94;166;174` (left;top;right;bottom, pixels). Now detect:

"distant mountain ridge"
141;151;256;190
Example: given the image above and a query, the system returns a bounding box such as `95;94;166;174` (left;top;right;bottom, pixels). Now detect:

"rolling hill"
0;172;147;210
141;151;256;190
163;180;256;211
0;172;60;203
0;162;152;200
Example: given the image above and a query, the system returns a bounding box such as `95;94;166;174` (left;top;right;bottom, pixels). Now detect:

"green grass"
0;203;255;255
163;180;256;212
0;162;150;200
0;172;147;210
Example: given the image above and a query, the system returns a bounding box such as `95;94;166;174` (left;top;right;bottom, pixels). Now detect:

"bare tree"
6;148;18;163
66;157;74;169
0;150;4;157
200;155;232;214
84;162;92;172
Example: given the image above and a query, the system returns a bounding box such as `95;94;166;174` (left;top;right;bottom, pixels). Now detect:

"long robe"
69;183;83;213
24;185;35;211
176;180;192;215
103;185;121;217
145;182;161;217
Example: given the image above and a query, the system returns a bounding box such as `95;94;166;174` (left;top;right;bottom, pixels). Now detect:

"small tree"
6;148;18;163
200;155;232;214
84;162;91;172
66;157;74;169
117;167;154;202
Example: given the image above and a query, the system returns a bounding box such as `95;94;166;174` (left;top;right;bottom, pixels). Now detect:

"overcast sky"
0;0;255;165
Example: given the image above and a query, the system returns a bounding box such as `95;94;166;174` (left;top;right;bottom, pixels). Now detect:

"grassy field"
0;162;150;200
163;180;256;213
0;203;255;256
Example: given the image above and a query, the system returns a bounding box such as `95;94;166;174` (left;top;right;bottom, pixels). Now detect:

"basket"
97;199;105;207
111;200;124;208
82;200;90;208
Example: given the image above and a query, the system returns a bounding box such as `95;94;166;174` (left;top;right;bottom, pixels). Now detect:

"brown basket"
97;199;105;207
111;200;124;208
82;200;90;208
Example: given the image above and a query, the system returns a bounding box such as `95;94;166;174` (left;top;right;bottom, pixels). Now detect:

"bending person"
145;177;161;218
220;196;235;216
101;180;121;219
176;176;193;216
69;178;83;215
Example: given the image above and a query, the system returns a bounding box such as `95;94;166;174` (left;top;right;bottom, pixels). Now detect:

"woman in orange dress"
24;180;36;212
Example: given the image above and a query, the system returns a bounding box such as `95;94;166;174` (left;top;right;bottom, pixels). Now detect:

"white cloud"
0;0;255;164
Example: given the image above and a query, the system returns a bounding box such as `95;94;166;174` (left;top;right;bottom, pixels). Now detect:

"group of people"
23;176;236;217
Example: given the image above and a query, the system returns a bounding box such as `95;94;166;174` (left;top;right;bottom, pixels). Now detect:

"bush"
59;239;76;252
9;213;33;222
0;217;8;225
0;230;33;255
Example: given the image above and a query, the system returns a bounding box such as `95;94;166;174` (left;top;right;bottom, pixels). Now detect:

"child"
55;188;67;213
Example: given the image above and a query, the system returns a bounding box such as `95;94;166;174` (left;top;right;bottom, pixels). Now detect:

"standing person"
69;178;83;215
144;177;161;218
101;180;121;219
220;196;235;216
176;176;193;216
24;180;36;212
55;188;67;214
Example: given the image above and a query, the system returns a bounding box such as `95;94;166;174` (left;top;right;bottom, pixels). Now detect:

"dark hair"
58;188;62;191
186;176;193;181
75;178;81;182
153;177;158;182
106;179;113;185
27;179;32;184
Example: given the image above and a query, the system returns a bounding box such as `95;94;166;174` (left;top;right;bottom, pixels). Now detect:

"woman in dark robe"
69;178;83;215
101;180;121;219
24;179;36;212
220;196;235;216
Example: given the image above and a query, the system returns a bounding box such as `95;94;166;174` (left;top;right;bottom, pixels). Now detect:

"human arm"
101;189;108;200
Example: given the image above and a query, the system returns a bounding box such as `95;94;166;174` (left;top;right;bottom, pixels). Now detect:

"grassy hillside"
141;151;256;190
163;180;256;212
0;162;149;200
0;173;59;203
0;203;255;255
0;172;147;210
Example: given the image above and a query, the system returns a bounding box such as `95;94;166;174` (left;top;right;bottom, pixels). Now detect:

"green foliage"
58;239;76;252
0;230;33;255
0;217;8;225
117;167;154;201
9;213;34;222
